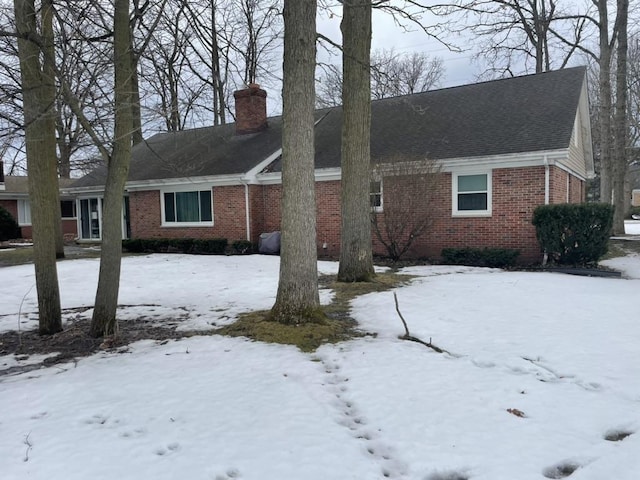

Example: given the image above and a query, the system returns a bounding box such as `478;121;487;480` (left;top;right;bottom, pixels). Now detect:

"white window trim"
370;178;383;213
452;170;492;217
160;185;214;227
17;199;31;226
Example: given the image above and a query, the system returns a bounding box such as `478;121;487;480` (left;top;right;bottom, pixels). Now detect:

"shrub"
531;203;614;266
122;238;227;255
441;247;520;268
232;239;253;254
0;206;20;241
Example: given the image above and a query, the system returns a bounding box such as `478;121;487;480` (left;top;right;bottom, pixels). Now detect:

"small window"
453;172;491;216
17;199;31;225
163;189;213;225
370;180;383;212
60;200;77;218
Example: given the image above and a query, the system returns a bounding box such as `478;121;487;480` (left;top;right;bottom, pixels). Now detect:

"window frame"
17;199;31;225
370;179;383;213
160;186;214;227
452;171;492;217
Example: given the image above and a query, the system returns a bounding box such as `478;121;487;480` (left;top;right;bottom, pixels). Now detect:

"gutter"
241;180;251;241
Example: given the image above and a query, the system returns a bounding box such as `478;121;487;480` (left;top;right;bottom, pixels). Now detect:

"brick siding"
128;165;585;265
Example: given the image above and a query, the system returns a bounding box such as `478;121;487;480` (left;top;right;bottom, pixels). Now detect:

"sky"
1;236;639;479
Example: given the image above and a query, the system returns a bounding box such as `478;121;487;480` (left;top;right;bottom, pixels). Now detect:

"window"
453;172;491;216
17;199;31;225
163;189;213;225
60;200;77;218
370;180;383;212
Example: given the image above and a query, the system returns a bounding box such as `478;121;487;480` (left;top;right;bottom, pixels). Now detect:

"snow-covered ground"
1;252;639;480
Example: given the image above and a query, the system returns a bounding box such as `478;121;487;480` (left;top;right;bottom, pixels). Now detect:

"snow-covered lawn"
1;253;639;480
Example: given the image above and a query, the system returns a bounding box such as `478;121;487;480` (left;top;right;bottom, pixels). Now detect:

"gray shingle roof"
72;66;586;187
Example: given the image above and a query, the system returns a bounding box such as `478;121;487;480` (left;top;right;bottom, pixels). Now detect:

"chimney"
233;83;268;135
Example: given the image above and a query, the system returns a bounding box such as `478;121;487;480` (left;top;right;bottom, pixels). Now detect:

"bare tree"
90;0;133;337
338;0;375;282
13;0;62;334
371;157;442;261
439;0;586;77
316;49;444;107
270;0;322;324
612;0;629;233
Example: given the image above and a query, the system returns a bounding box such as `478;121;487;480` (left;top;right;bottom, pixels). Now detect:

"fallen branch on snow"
393;292;451;355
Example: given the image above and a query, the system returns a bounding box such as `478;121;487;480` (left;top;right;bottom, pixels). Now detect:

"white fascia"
257;167;342;185
242;148;283;184
439;149;569;172
125;174;245;191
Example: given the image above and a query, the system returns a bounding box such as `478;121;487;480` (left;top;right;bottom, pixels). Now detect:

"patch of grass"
0;247;35;267
602;239;640;260
217;271;415;352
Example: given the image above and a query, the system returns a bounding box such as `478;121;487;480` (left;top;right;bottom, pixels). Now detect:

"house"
0;168;78;241
67;67;594;264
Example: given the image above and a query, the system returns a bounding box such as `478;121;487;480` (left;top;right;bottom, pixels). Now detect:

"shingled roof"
72;66;586;188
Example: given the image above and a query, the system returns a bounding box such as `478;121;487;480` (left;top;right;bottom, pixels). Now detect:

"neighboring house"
67;67;594;264
0;169;78;241
633;190;640;208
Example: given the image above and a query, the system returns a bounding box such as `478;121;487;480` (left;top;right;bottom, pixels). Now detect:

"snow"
624;220;640;235
1;253;639;480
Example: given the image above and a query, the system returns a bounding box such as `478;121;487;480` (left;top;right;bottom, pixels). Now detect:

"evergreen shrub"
0;206;20;241
441;247;520;268
122;238;228;254
531;203;614;265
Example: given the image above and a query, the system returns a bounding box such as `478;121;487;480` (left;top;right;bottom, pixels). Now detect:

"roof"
72;66;587;187
0;176;76;197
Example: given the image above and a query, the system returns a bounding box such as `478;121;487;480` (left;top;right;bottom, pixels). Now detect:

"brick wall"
129;186;249;243
0;199;17;220
126;164;586;265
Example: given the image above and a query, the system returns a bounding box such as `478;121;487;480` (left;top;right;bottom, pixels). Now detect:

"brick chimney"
233;83;268;135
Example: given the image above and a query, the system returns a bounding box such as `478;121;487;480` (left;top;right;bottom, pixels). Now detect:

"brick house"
0;171;78;241
67;67;594;264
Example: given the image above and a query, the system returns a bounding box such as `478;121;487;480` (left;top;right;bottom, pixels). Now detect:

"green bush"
122;238;227;255
0;205;20;241
441;247;520;268
531;203;614;266
232;240;253;254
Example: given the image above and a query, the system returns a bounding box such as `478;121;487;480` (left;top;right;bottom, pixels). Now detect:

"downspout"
543;155;550;265
242;181;251;241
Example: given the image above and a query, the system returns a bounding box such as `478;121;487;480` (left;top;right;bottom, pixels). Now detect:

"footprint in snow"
154;442;180;456
212;468;241;479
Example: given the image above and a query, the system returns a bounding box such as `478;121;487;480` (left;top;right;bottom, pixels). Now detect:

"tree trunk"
612;0;628;234
90;0;133;337
130;51;143;146
269;0;321;324
14;0;62;334
597;1;613;204
41;0;65;259
337;0;375;282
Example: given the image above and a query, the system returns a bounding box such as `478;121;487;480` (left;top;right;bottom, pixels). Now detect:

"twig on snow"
23;432;32;462
393;292;450;355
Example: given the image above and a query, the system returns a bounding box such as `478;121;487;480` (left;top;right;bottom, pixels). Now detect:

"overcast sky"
316;5;483;89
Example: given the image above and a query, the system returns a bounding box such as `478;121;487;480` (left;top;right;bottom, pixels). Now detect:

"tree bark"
14;0;62;334
597;0;613;204
41;0;64;259
337;0;375;282
90;0;133;337
612;0;628;234
270;0;321;324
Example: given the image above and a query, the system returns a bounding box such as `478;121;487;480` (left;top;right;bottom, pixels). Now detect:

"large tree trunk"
14;0;62;334
612;0;628;234
41;0;64;259
337;0;375;282
597;0;613;204
90;0;133;337
269;0;321;324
